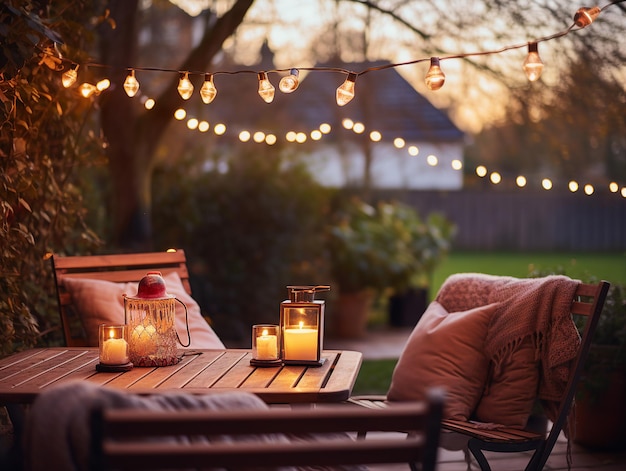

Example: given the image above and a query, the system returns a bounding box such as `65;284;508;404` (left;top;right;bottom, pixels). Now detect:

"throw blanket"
23;381;364;471
437;273;581;422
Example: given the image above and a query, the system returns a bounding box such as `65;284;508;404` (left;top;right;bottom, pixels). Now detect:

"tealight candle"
98;324;130;366
251;324;280;365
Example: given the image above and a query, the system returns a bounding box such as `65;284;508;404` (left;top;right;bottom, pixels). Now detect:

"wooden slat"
93;396;444;471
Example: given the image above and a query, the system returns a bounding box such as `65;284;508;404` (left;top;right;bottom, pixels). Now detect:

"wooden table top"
0;348;362;405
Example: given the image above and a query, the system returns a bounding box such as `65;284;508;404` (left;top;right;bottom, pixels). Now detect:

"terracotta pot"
574;370;626;450
330;290;374;339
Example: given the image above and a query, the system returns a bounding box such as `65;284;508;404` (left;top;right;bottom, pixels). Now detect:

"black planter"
389;288;428;327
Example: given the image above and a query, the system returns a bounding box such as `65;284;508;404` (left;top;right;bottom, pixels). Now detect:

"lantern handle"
174;298;191;347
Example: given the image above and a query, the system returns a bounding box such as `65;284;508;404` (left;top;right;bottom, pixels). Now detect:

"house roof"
286;60;465;143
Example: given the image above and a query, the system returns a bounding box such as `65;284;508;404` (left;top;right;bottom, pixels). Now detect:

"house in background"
281;58;466;190
196;45;465;190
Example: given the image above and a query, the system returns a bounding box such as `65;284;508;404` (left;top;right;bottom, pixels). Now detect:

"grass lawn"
431;251;626;299
354;250;626;396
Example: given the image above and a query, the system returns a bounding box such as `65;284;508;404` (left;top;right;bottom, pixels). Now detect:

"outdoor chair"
51;249;223;349
351;275;609;471
90;389;444;471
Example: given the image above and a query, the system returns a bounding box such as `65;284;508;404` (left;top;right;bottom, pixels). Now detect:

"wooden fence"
387;190;626;251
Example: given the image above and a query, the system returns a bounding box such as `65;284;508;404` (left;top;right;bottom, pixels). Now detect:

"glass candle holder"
250;324;281;366
97;324;133;372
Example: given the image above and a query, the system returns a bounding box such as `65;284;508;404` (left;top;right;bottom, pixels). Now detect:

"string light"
61;64;78;88
523;42;544;82
123;70;140;97
177;72;194;100
336;72;357;106
279;68;300;93
200;73;217;104
424;57;445;91
44;1;626;195
257;72;275;103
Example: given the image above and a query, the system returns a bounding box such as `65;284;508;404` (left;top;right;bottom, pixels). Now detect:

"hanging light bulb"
574;6;601;28
123;70;140;97
257;72;275;103
523;42;544;82
78;82;97;98
96;78;111;92
177;72;194;100
336;72;357;106
200;73;217;104
279;68;300;93
62;64;79;88
424;57;445;91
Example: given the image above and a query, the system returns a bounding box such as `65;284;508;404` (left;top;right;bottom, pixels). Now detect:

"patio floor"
326;327;626;471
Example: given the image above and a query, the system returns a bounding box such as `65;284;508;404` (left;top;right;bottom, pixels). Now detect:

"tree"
97;0;255;249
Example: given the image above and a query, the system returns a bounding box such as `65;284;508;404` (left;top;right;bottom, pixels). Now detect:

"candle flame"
108;329;115;339
262;329;268;336
298;321;304;329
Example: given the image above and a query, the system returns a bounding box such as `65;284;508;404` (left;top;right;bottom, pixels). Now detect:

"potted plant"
325;197;455;337
388;211;456;327
573;282;626;450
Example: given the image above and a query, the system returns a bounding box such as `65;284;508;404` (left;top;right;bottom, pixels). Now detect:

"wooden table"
0;348;362;405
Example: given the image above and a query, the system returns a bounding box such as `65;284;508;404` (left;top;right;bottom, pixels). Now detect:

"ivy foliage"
0;1;104;356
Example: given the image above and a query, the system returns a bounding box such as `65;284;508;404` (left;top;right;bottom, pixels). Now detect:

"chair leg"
468;439;493;471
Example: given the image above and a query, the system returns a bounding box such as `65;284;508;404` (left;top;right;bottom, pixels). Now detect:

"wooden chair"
90;389;444;471
352;280;610;471
51;250;191;347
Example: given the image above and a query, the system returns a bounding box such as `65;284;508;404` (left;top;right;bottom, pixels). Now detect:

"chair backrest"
90;389;444;471
531;280;610;469
51;250;190;347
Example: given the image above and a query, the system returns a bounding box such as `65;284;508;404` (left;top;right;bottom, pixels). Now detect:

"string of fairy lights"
48;2;626;198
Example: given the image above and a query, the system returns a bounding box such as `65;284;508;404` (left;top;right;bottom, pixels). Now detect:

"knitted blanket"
436;273;581;422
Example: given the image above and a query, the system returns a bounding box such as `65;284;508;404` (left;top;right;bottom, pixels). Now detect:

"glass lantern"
96;324;132;372
280;285;329;367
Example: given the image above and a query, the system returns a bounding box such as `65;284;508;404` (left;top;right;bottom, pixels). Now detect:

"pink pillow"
387;301;499;420
61;272;224;349
474;337;539;427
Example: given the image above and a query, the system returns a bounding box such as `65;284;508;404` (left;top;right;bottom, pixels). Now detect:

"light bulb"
96;78;111;92
62;65;79;88
574;6;601;28
78;82;97;98
257;72;275;103
336;72;357;106
123;70;140;97
177;72;194;100
200;73;217;104
279;68;300;93
424;57;445;91
523;42;544;82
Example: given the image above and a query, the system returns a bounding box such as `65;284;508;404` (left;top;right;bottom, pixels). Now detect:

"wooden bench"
51;250;191;347
90;390;444;471
352;280;610;471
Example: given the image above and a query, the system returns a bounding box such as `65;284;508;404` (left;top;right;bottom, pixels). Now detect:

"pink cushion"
62;272;224;349
387;301;499;420
474;337;539;427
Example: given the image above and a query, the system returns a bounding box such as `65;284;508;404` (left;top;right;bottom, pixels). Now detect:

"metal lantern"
280;285;330;367
124;272;190;367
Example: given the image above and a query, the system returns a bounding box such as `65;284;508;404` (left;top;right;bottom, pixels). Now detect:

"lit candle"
283;322;318;361
255;328;278;360
101;337;129;365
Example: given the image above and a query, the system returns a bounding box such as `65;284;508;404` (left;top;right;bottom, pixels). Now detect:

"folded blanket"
437;273;581;422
